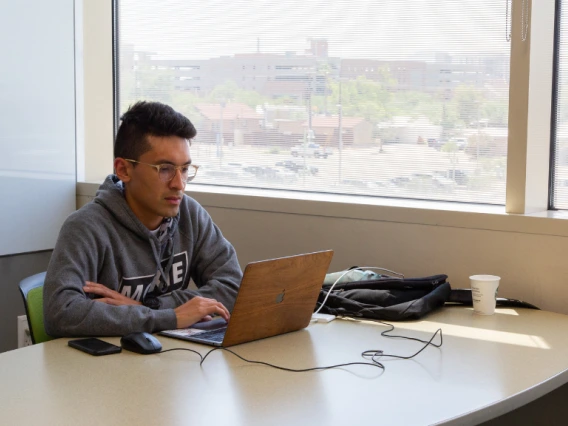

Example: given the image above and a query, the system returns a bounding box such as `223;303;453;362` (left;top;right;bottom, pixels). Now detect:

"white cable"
314;266;404;314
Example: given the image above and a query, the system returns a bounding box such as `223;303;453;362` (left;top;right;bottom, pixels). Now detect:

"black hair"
114;101;197;160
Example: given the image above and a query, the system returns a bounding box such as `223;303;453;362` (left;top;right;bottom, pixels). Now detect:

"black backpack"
316;274;451;321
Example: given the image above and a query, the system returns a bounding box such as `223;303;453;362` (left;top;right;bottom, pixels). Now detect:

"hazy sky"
119;0;511;60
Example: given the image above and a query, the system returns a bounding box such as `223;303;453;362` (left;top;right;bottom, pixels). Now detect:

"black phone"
68;338;122;356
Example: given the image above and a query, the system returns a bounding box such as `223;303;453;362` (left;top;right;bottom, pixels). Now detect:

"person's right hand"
174;296;230;329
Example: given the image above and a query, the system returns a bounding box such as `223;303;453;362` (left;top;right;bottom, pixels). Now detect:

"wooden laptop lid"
222;250;334;347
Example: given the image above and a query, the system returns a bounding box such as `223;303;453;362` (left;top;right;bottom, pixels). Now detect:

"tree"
465;132;501;158
315;76;392;124
169;91;204;127
390;90;443;124
441;140;459;179
206;80;268;108
119;63;177;108
483;100;508;127
451;85;484;127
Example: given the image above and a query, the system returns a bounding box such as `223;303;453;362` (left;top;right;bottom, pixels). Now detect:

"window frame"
549;0;565;210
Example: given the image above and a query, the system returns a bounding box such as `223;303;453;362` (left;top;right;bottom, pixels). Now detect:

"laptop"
159;250;334;347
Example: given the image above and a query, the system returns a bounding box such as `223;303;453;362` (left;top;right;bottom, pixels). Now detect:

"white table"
2;306;568;426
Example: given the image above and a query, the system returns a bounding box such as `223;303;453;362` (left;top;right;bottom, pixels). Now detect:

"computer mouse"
120;332;162;354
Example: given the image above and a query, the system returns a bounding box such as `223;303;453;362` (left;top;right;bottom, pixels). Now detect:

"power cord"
205;347;382;372
361;320;443;362
160;346;383;371
314;266;404;314
158;320;442;373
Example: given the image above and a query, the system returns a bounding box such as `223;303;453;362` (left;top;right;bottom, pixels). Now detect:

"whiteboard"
0;0;77;256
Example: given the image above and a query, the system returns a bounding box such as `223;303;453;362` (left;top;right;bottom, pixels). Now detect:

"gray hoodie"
44;175;242;337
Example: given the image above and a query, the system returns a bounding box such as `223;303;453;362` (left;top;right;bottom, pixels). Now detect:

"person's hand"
83;281;142;306
174;296;230;329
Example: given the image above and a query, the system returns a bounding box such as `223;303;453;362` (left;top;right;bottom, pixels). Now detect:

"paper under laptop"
159;250;334;347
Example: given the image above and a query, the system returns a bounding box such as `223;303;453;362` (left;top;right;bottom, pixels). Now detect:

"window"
117;0;510;204
552;2;568;209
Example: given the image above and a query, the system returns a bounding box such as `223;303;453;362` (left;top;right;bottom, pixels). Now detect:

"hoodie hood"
93;175;180;240
94;174;179;295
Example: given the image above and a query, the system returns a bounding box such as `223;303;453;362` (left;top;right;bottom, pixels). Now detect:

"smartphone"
68;338;122;356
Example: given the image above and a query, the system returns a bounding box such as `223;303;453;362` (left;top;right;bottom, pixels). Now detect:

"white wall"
0;0;77;255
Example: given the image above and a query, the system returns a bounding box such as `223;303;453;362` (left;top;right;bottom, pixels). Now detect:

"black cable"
160;345;382;371
159;347;205;361
158;321;442;372
201;346;384;372
361;320;443;362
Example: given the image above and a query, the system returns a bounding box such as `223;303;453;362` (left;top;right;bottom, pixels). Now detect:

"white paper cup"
470;275;500;315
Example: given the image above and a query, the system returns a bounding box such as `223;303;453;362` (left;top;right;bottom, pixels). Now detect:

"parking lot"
191;142;507;204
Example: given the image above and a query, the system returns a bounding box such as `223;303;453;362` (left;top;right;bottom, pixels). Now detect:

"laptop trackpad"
190;317;228;331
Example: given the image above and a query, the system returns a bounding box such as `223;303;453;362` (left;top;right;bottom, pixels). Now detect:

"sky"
119;0;511;61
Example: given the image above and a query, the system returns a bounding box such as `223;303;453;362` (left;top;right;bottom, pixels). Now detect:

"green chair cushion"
27;287;53;344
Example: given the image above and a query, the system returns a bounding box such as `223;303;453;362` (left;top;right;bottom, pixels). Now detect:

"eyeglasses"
124;159;199;183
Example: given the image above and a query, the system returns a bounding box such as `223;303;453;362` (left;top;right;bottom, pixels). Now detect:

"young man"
44;101;242;337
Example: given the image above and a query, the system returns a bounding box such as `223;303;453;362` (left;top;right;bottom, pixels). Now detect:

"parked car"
242;165;265;176
427;138;444;151
201;169;256;184
389;176;411;187
290;143;332;159
434;169;469;185
253;166;298;183
409;173;455;193
450;137;468;150
340;179;381;191
275;160;318;175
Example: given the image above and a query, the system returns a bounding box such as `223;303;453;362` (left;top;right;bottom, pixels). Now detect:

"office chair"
18;271;54;344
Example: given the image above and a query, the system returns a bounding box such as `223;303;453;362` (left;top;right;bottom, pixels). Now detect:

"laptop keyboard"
196;327;227;343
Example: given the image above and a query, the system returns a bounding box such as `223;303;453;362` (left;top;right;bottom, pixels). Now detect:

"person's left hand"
84;281;142;306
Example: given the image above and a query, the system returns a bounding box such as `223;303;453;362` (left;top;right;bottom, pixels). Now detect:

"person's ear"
114;158;132;183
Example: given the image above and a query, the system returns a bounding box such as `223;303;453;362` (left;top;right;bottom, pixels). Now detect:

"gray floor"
479;382;568;425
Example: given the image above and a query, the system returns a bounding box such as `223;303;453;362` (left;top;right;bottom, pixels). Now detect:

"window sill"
76;181;568;238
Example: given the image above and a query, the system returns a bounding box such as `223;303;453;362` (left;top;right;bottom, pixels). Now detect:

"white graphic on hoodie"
118;251;188;301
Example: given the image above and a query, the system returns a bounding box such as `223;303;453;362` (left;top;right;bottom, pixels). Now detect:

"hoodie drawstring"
147;218;176;296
